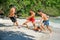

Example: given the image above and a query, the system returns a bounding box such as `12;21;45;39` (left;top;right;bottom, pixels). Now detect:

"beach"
0;18;60;40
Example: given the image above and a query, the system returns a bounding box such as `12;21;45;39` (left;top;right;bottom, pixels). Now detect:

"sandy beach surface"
0;18;60;40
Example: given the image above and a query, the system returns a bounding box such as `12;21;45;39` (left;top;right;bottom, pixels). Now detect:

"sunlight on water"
49;17;60;28
50;17;60;23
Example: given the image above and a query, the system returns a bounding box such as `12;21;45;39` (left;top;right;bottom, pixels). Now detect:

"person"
38;10;52;33
0;9;4;18
8;5;18;26
22;10;37;29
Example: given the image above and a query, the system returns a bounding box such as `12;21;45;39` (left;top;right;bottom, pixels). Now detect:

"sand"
0;18;60;40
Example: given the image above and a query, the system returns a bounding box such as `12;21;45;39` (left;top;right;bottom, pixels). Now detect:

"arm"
15;15;17;18
39;16;44;25
29;14;34;18
47;15;49;18
27;13;35;19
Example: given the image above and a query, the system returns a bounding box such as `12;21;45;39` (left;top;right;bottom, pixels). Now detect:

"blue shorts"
43;20;49;26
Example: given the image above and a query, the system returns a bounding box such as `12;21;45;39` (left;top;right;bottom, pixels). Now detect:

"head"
38;10;43;15
9;5;16;9
30;10;34;14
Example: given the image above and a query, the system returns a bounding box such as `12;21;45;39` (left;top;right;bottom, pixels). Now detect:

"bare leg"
22;20;30;29
15;21;18;26
32;22;41;31
36;27;42;31
13;21;18;26
46;26;52;33
13;23;15;26
32;22;38;30
40;24;46;31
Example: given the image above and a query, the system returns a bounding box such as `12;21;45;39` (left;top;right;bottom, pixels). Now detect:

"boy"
9;5;18;26
38;10;52;33
22;10;37;29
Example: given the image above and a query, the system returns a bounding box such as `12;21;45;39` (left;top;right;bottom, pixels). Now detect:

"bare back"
41;13;49;20
9;7;15;17
31;12;35;18
28;11;35;19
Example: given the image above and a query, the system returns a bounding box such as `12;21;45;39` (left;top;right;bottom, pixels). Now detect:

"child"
22;10;37;29
9;5;18;26
38;10;52;33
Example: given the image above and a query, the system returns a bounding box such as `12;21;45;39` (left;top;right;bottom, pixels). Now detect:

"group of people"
8;5;52;33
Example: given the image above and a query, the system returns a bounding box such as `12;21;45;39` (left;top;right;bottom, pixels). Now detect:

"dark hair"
38;10;42;12
9;4;15;8
30;9;33;11
30;9;35;12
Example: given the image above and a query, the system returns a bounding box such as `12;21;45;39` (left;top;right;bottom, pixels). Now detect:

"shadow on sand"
0;30;35;40
0;23;13;27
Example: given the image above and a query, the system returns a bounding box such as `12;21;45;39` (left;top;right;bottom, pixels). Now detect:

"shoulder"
33;12;35;16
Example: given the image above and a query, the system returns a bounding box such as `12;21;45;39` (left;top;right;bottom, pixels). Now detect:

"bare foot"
18;25;21;28
38;29;42;32
33;27;38;31
49;32;53;38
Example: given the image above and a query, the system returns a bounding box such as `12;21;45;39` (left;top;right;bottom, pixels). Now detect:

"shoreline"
0;26;60;40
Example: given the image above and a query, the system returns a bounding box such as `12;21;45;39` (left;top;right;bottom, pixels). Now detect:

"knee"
23;23;26;25
33;23;35;26
40;24;43;27
46;26;49;28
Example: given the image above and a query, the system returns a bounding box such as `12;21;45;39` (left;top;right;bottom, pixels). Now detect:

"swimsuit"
28;17;35;23
43;20;49;26
10;16;17;23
